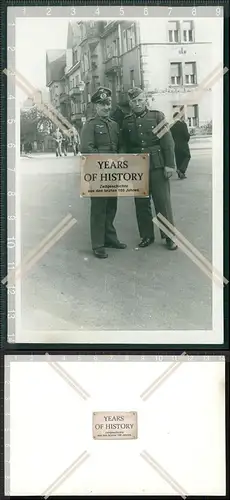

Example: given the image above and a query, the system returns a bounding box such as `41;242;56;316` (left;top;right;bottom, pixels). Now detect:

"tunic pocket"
151;148;164;169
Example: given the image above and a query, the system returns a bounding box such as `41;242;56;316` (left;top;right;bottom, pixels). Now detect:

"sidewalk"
189;135;212;150
21;153;78;159
20;136;212;159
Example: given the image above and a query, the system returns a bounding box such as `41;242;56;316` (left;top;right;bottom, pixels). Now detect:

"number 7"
168;7;172;15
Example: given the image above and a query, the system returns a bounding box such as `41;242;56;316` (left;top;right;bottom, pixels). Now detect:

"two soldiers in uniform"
80;86;177;258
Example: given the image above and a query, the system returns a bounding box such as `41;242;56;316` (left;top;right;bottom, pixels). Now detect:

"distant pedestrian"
62;132;69;156
171;112;191;179
53;127;63;157
71;127;80;156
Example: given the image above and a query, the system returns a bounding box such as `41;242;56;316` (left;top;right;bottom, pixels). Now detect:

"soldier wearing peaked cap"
80;87;127;259
121;87;177;250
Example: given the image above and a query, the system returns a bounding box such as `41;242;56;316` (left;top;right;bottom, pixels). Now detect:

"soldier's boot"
93;247;108;259
138;237;155;248
105;241;127;249
165;238;178;251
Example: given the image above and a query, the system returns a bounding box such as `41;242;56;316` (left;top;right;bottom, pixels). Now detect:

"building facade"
46;18;213;133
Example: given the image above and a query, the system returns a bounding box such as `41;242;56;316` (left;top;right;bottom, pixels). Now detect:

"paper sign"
93;411;138;440
80;154;149;197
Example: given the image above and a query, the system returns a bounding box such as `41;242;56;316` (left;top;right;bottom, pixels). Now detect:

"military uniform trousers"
90;197;119;250
135;168;174;240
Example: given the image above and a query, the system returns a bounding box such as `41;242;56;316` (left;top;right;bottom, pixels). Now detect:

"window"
172;104;184;115
75;100;82;113
75;74;80;86
123;30;127;53
80;23;87;41
73;49;78;65
113;39;118;57
182;21;194;42
86;82;91;103
83;53;89;72
168;21;180;43
184;62;197;84
89;21;95;28
126;25;136;50
106;44;112;59
187;104;199;127
170;62;182;85
130;69;135;87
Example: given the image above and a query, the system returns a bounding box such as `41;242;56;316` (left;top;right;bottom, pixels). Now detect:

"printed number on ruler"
216;7;221;16
7;237;15;248
71;8;76;15
46;7;51;15
8;311;15;319
192;7;196;15
8;119;16;124
95;7;100;15
144;8;148;15
7;47;15;51
8;143;16;148
120;7;124;15
8;95;15;100
168;7;172;15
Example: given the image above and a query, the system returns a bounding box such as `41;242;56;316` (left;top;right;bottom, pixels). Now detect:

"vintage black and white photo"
12;8;224;343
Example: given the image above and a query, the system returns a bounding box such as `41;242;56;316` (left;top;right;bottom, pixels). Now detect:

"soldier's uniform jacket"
121;108;175;169
80;115;120;154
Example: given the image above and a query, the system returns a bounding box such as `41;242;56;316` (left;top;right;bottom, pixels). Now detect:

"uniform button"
139;124;142;127
140;133;143;135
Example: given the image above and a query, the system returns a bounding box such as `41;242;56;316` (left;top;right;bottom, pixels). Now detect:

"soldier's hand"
164;166;174;179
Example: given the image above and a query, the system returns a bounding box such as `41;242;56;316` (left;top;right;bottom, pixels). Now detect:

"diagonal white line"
141;450;188;499
2;214;74;286
48;362;91;400
153;217;225;288
157;213;228;286
42;451;90;499
140;353;187;401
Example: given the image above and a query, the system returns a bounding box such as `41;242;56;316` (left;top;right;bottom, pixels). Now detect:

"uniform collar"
96;113;110;122
133;107;148;118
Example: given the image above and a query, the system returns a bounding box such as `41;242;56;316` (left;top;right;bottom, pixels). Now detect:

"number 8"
192;7;196;15
144;7;148;15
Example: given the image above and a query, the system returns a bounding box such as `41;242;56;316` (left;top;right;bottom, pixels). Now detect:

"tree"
20;105;54;143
